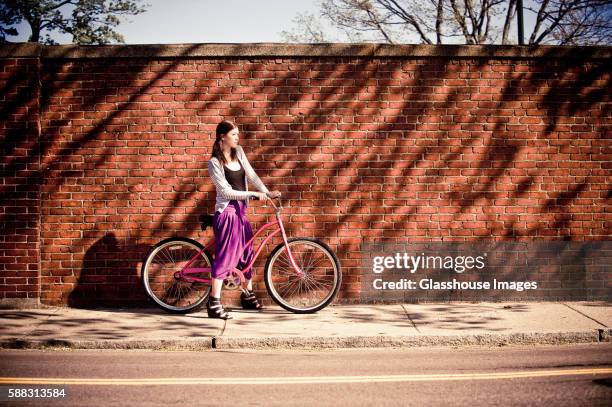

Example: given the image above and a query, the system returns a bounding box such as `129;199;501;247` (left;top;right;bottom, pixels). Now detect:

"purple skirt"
211;200;254;280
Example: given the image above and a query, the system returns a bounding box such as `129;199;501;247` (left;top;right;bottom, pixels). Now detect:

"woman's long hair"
211;120;238;164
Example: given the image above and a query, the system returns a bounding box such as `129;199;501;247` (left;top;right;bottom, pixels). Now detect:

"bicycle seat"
199;214;214;231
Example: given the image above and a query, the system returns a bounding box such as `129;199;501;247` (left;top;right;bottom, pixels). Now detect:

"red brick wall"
1;44;610;307
0;54;41;307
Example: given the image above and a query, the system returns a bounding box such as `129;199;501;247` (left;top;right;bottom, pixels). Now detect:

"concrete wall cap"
0;42;610;60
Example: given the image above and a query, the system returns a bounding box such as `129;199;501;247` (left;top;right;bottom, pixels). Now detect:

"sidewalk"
0;302;610;351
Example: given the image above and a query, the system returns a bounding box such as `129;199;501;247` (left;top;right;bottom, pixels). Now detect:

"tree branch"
449;0;473;43
531;0;581;45
378;0;433;43
501;0;517;44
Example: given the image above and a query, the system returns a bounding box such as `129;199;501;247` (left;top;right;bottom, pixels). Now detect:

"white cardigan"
208;145;270;213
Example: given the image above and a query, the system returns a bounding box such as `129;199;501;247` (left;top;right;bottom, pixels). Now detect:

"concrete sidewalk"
0;302;610;351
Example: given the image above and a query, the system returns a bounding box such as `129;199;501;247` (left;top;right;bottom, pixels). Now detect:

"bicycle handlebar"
248;194;282;210
266;195;282;210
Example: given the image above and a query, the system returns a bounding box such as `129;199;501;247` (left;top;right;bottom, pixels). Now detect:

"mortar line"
401;304;420;333
562;303;607;328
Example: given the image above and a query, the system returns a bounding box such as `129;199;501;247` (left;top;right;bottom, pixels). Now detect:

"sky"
7;0;536;45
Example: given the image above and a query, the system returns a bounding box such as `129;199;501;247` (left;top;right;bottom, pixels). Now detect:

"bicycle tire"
264;237;341;313
141;237;212;314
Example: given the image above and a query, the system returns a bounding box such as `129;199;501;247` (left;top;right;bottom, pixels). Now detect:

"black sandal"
207;297;232;320
241;289;263;311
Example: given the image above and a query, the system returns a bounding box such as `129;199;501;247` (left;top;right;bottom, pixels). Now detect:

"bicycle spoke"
284;276;303;298
177;281;187;303
294;249;310;271
291;278;304;299
167;281;179;303
301;274;317;295
276;254;294;272
305;273;329;291
273;260;296;280
277;275;301;294
292;268;304;299
274;258;294;276
301;247;316;272
302;275;325;301
304;254;328;273
304;279;320;303
310;275;329;291
158;248;175;267
143;240;212;312
266;239;341;312
166;245;177;265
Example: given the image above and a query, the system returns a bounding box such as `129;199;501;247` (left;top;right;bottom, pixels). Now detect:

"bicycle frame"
177;197;302;284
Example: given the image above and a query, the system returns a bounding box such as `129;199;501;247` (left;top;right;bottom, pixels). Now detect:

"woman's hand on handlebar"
266;190;282;199
252;190;281;201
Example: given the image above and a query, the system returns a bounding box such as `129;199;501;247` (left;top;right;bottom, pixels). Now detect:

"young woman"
207;120;281;319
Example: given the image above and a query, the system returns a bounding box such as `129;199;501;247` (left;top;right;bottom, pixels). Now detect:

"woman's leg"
242;278;253;292
236;201;262;310
211;277;223;298
211;203;241;285
237;214;255;292
209;202;242;319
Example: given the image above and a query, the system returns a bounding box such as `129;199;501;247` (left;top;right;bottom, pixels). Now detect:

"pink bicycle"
141;197;341;314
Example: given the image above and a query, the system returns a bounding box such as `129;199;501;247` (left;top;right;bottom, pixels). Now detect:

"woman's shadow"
68;233;152;308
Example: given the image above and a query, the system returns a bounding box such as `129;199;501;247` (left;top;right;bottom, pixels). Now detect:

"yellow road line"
1;368;611;386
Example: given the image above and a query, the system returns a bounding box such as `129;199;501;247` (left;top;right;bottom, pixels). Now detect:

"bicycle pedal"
222;270;242;290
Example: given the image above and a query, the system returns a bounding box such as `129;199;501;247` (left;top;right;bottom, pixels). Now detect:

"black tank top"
223;160;246;191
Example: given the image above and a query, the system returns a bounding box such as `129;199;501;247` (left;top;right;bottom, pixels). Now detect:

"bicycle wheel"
141;237;212;314
264;237;341;313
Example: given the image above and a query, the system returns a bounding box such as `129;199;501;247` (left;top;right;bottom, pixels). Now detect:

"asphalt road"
1;343;611;406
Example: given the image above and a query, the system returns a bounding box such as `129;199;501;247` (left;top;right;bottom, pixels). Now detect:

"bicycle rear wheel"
264;238;341;313
141;237;212;314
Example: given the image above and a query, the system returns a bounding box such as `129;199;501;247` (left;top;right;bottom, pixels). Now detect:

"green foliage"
1;0;148;44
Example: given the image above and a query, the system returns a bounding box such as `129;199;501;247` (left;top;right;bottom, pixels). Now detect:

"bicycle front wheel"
141;237;212;314
264;238;341;313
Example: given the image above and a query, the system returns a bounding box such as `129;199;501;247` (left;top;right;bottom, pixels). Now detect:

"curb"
213;330;608;350
1;330;609;351
0;338;214;351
